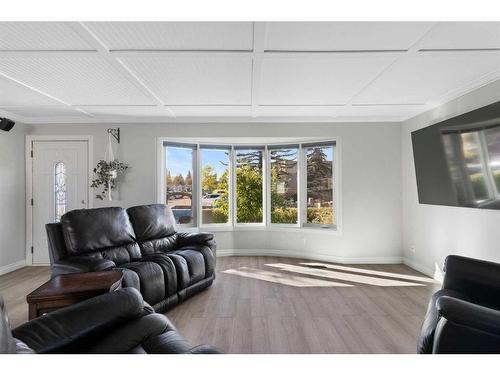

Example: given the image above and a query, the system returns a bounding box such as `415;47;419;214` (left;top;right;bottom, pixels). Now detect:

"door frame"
25;135;94;266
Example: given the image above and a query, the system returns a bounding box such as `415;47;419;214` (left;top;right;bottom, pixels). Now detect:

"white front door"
31;140;89;264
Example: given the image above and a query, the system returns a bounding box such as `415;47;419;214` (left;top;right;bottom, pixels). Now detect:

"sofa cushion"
137;236;178;256
61;207;136;255
81;242;142;266
167;250;206;289
176;245;215;280
141;254;178;297
127;204;176;241
120;261;166;306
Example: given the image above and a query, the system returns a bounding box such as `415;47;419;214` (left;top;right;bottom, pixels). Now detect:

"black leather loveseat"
1;288;219;354
418;255;500;354
45;204;216;312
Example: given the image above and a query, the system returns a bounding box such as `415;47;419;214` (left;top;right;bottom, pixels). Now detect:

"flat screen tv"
412;101;500;209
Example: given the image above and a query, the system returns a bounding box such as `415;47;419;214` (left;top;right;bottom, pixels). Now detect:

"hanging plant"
91;160;129;200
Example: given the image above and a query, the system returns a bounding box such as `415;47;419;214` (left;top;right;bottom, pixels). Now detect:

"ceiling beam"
250;22;267;118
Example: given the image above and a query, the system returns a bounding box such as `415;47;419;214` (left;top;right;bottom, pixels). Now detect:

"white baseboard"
217;248;403;264
0;260;27;276
403;257;443;281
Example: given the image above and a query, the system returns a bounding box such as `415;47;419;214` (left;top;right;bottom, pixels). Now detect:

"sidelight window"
54;162;67;222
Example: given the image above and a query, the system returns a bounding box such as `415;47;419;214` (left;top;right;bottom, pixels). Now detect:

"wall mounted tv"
412;101;500;210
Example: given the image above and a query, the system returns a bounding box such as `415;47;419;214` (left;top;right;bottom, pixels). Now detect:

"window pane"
54;162;66;222
236;148;263;223
270;147;298;224
166;145;194;224
201;148;230;224
485;127;500;194
461;132;490;202
306;145;334;225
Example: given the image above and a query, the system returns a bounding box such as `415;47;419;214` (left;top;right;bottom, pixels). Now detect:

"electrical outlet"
410;245;416;253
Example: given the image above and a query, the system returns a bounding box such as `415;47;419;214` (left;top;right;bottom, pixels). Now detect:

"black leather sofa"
418;255;500;353
46;204;216;312
1;288;219;354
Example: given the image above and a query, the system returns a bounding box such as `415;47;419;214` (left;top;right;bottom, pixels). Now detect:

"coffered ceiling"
0;22;499;124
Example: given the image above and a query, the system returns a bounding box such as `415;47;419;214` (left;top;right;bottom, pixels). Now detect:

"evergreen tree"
306;147;332;196
185;170;192;187
172;174;185;186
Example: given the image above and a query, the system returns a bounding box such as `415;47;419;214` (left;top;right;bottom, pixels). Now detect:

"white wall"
28;121;403;263
0;122;27;274
402;79;500;279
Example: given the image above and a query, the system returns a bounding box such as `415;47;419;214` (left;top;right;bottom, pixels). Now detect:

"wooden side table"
26;270;123;320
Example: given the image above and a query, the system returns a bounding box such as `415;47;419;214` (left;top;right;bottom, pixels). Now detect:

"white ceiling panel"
353;53;500;105
259;55;398;105
0;75;61;106
265;22;433;51
81;105;171;118
258;106;342;117
0;106;91;118
120;56;252;105
0;22;94;51
0;22;499;123
169;106;251;117
0;56;156;105
419;22;500;50
338;105;427;121
84;22;254;51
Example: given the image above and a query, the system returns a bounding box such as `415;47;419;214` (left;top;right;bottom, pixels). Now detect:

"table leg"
28;303;38;320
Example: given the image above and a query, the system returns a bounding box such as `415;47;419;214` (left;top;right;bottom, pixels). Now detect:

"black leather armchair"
418;255;500;354
46;204;216;312
1;288;220;354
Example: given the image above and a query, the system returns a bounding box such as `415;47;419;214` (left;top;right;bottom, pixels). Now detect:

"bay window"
162;140;337;230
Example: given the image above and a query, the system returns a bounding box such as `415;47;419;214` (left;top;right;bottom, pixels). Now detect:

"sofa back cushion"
61;207;137;256
127;204;177;241
127;204;178;255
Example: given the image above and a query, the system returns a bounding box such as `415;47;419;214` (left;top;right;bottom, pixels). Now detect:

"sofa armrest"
52;257;116;275
12;288;145;353
177;232;215;249
433;296;500;353
87;314;169;353
442;255;500;308
437;296;500;337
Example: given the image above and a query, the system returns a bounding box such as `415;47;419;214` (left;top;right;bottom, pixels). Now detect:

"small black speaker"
0;118;15;132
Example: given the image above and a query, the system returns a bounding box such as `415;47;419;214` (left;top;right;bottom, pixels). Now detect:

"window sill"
180;225;342;236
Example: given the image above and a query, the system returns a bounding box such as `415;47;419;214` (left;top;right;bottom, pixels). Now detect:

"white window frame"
302;142;337;229
156;137;341;234
267;144;300;228
199;144;233;228
163;142;198;228
234;145;266;227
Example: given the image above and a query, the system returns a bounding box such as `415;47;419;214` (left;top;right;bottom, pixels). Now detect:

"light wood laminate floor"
0;256;439;353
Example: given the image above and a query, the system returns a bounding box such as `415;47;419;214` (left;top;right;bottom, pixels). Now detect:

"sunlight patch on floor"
222;267;354;287
298;262;438;284
264;263;427;287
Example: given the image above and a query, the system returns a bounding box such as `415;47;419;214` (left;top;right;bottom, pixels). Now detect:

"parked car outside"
202;193;221;207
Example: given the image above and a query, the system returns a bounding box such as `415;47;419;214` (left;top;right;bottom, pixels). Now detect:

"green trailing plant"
91;160;129;200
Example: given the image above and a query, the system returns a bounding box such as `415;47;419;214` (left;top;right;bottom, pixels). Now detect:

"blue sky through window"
201;149;228;176
166;146;228;178
166;146;193;177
